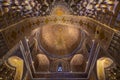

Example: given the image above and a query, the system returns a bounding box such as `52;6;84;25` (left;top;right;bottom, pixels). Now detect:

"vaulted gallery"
0;0;120;80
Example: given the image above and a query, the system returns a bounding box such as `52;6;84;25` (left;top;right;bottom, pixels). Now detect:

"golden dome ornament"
95;4;100;8
25;0;29;4
108;6;114;12
107;1;114;5
92;1;97;5
3;7;9;13
98;0;104;3
102;8;107;13
92;15;96;18
2;6;9;14
83;1;87;7
95;4;102;11
13;0;19;6
30;1;35;7
16;6;22;12
101;3;108;13
101;4;107;9
18;6;22;9
16;9;20;12
96;7;102;11
11;6;17;10
21;2;25;6
2;1;10;6
25;4;32;11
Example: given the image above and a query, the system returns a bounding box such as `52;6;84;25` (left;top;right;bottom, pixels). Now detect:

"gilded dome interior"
39;24;82;57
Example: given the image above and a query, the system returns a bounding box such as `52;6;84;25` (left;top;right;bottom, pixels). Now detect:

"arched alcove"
34;54;50;72
50;59;70;72
70;54;85;72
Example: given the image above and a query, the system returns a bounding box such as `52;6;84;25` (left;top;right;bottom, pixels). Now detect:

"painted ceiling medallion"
38;24;83;58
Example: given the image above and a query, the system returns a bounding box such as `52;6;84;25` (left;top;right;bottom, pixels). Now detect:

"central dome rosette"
38;24;83;58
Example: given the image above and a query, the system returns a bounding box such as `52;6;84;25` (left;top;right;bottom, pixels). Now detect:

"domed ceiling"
38;24;83;58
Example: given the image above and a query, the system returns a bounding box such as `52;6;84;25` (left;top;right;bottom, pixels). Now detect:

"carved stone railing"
108;32;120;64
